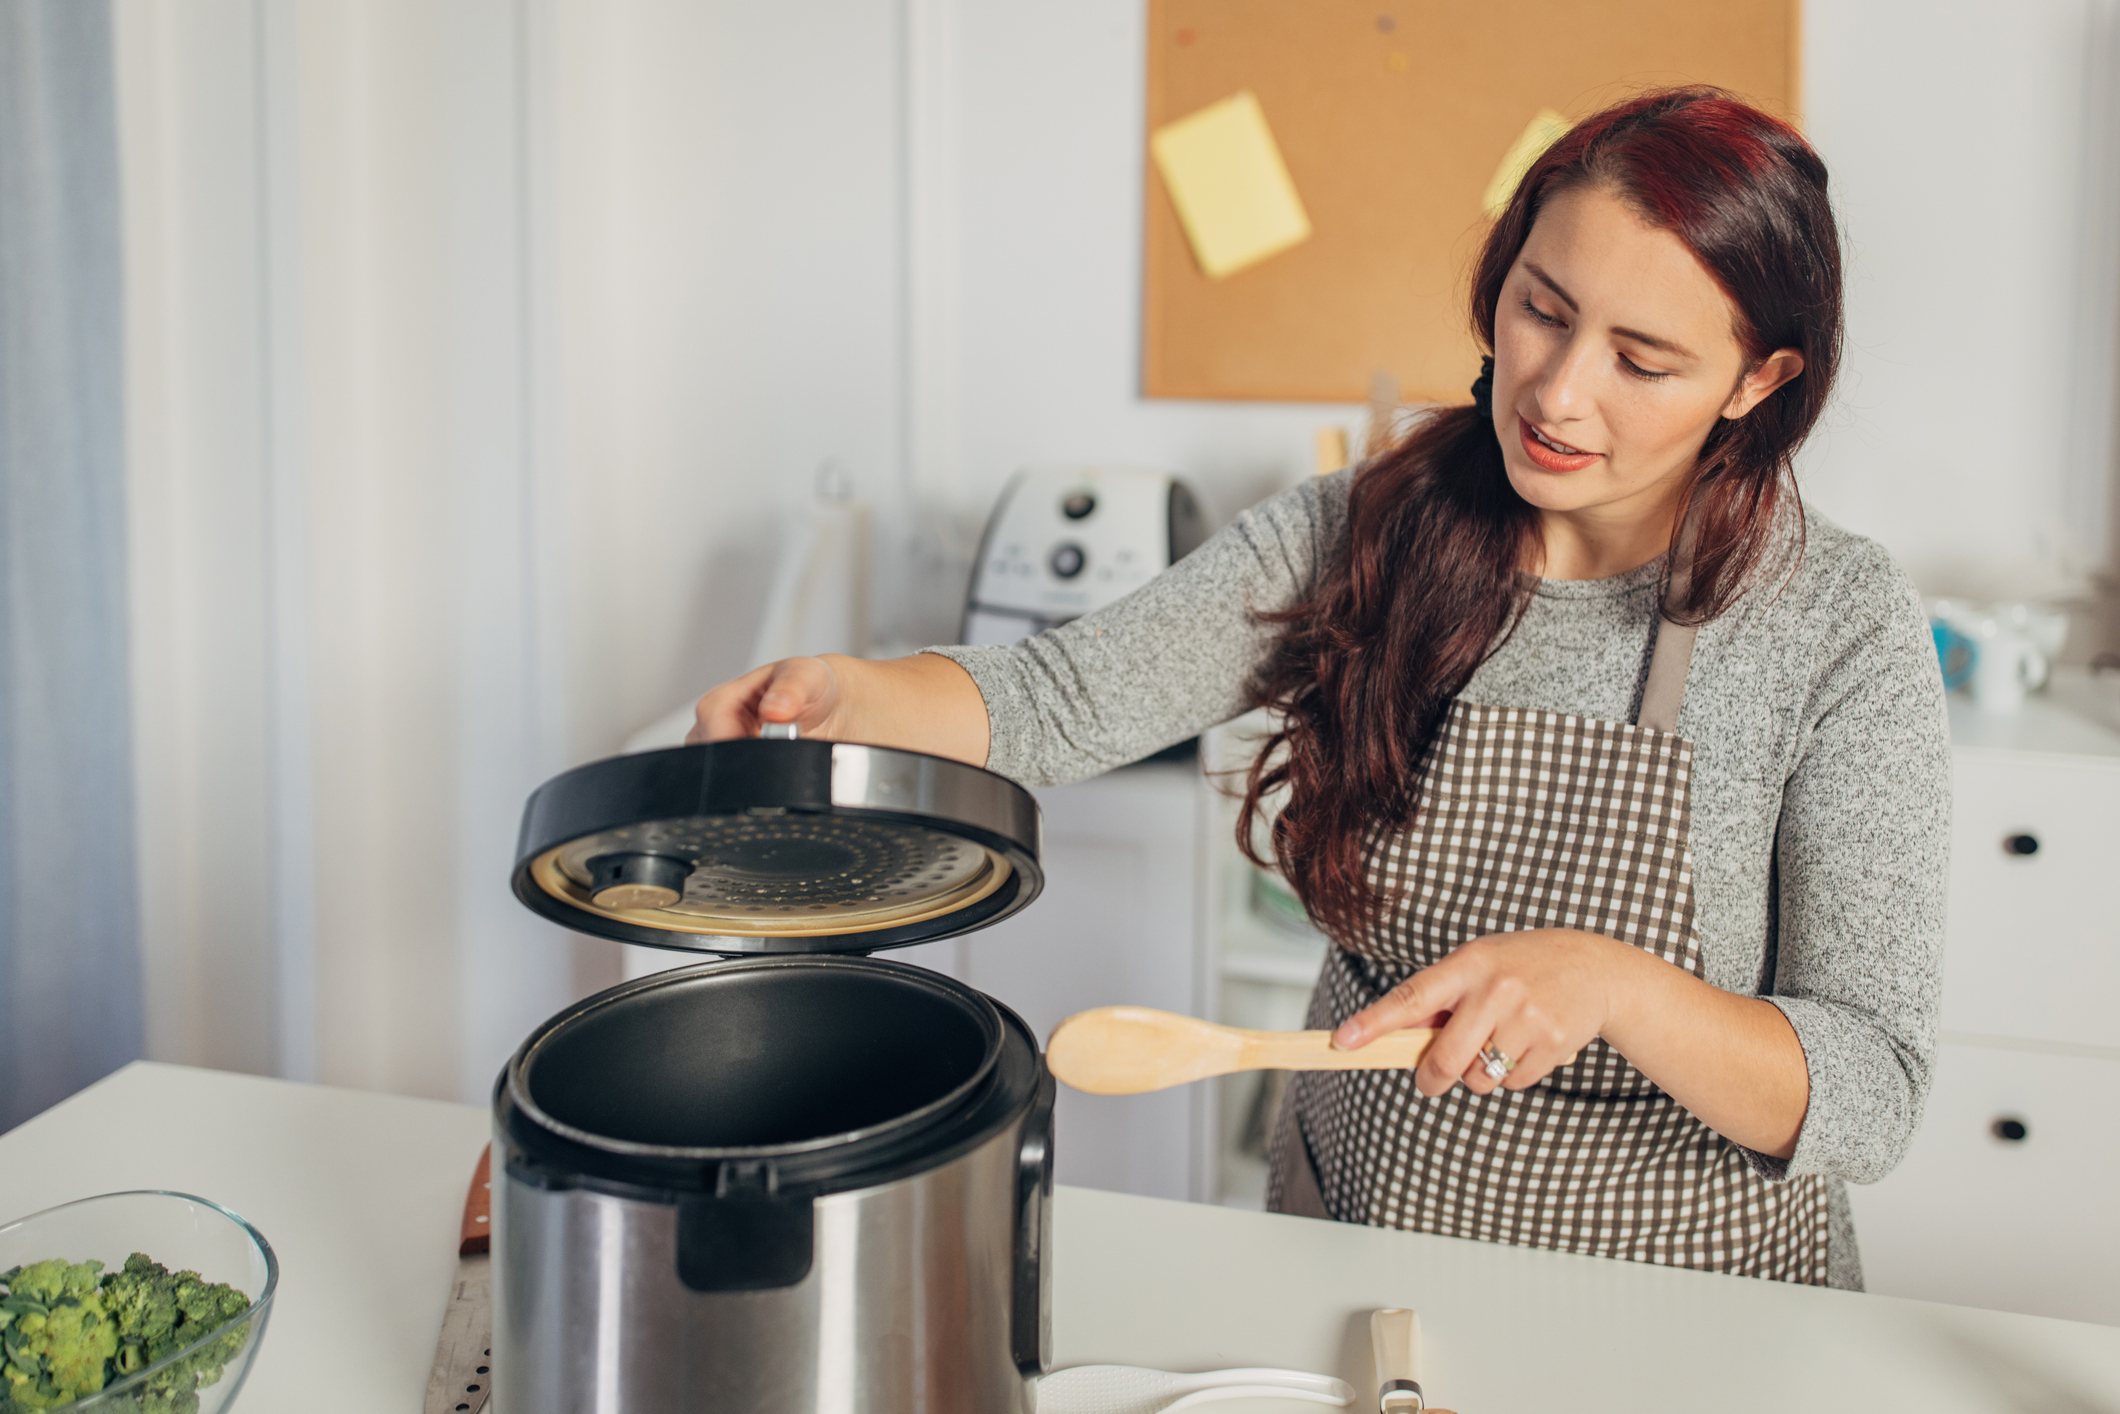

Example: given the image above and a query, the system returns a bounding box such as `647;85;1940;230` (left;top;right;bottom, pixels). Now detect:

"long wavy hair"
1238;87;1844;943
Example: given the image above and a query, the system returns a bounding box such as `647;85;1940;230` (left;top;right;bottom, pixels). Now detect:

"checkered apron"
1266;684;1830;1283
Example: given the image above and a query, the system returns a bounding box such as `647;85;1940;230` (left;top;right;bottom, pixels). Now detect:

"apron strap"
1637;616;1697;733
1635;503;1702;734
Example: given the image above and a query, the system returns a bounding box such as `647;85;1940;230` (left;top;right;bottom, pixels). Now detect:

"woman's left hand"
1332;929;1638;1097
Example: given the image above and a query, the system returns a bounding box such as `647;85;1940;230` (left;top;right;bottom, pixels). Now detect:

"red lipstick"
1518;415;1601;473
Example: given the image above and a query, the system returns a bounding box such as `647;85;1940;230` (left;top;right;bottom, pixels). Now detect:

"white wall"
545;2;1361;693
547;0;911;746
549;1;1364;696
937;3;1354;536
1803;0;2120;607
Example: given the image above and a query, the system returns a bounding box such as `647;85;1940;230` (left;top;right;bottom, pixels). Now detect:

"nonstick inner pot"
524;963;999;1150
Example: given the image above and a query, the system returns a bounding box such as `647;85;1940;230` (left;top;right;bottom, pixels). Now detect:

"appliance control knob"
1991;1116;2029;1143
2002;833;2040;857
1049;542;1087;579
1061;491;1096;520
586;852;692;910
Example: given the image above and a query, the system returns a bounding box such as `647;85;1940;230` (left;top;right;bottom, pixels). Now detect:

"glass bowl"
0;1191;277;1413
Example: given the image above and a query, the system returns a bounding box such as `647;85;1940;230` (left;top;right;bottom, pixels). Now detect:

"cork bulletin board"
1142;0;1802;403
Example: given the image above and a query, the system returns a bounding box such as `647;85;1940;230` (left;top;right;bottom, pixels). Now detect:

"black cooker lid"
511;736;1042;954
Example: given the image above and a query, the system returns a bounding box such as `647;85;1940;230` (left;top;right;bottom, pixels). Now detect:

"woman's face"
1490;183;1802;537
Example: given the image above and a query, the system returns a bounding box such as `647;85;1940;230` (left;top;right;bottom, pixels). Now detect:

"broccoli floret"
1;1261;102;1305
0;1254;251;1414
0;1259;117;1411
98;1255;180;1375
98;1254;251;1414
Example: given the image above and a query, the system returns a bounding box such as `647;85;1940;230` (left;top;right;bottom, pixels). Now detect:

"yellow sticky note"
1151;91;1312;280
1482;108;1573;219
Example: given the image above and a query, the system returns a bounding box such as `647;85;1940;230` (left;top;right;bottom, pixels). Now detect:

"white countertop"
1949;665;2120;761
3;1063;2118;1412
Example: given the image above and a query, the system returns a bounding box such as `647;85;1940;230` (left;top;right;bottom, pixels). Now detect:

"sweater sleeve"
1754;540;1951;1184
924;470;1349;787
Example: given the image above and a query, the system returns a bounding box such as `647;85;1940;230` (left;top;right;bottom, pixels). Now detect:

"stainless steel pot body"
490;955;1053;1414
495;1109;1041;1413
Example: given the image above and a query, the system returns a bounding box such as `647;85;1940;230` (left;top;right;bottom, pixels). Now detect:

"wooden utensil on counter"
424;1144;493;1414
1045;1006;1434;1095
1373;1308;1458;1414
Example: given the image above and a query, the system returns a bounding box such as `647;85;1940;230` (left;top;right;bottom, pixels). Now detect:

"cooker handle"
1011;1068;1057;1377
675;1161;816;1292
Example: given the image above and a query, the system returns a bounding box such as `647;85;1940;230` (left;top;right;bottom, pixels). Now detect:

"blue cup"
1932;619;1976;691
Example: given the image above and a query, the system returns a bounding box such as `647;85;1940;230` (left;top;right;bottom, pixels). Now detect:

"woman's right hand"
683;651;992;764
687;656;845;744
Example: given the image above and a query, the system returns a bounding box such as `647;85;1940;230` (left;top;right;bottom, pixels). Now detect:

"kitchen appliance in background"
963;467;1209;646
494;734;1054;1413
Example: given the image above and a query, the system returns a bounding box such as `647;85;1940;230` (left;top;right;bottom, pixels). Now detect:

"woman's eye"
1519;296;1562;327
1619;354;1673;382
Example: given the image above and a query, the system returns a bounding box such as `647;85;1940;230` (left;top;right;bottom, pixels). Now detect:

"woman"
691;88;1949;1289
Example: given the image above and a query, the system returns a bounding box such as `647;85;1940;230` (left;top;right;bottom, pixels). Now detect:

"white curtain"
118;0;580;1102
0;0;142;1130
114;0;925;1102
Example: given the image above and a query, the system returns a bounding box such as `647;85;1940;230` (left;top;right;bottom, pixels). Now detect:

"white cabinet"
1848;1041;2120;1324
1850;679;2120;1325
1940;751;2120;1050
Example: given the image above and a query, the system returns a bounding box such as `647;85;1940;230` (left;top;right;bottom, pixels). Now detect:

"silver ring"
1478;1043;1514;1082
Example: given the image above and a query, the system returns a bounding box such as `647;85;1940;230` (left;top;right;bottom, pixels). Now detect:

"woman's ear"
1724;347;1804;419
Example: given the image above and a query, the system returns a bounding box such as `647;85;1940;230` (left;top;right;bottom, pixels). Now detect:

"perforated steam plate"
511;739;1042;955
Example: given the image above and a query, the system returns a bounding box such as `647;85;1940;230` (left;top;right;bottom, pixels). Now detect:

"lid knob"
587;852;692;910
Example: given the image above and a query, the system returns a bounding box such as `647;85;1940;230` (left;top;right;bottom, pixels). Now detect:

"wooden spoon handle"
1045;1007;1438;1095
1241;1026;1435;1073
1373;1308;1422;1413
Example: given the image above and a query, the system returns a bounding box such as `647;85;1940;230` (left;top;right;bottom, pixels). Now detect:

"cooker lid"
511;734;1042;954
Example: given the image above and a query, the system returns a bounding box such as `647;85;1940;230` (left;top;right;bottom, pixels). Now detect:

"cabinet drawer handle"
2002;833;2040;857
1991;1117;2030;1142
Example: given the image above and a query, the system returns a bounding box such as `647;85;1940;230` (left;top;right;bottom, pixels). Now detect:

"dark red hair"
1239;87;1843;943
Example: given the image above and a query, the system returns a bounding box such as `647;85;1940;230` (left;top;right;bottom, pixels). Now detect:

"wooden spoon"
1045;1006;1435;1096
1373;1308;1459;1413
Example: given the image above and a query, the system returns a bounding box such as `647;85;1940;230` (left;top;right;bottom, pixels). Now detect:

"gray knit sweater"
930;469;1951;1290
